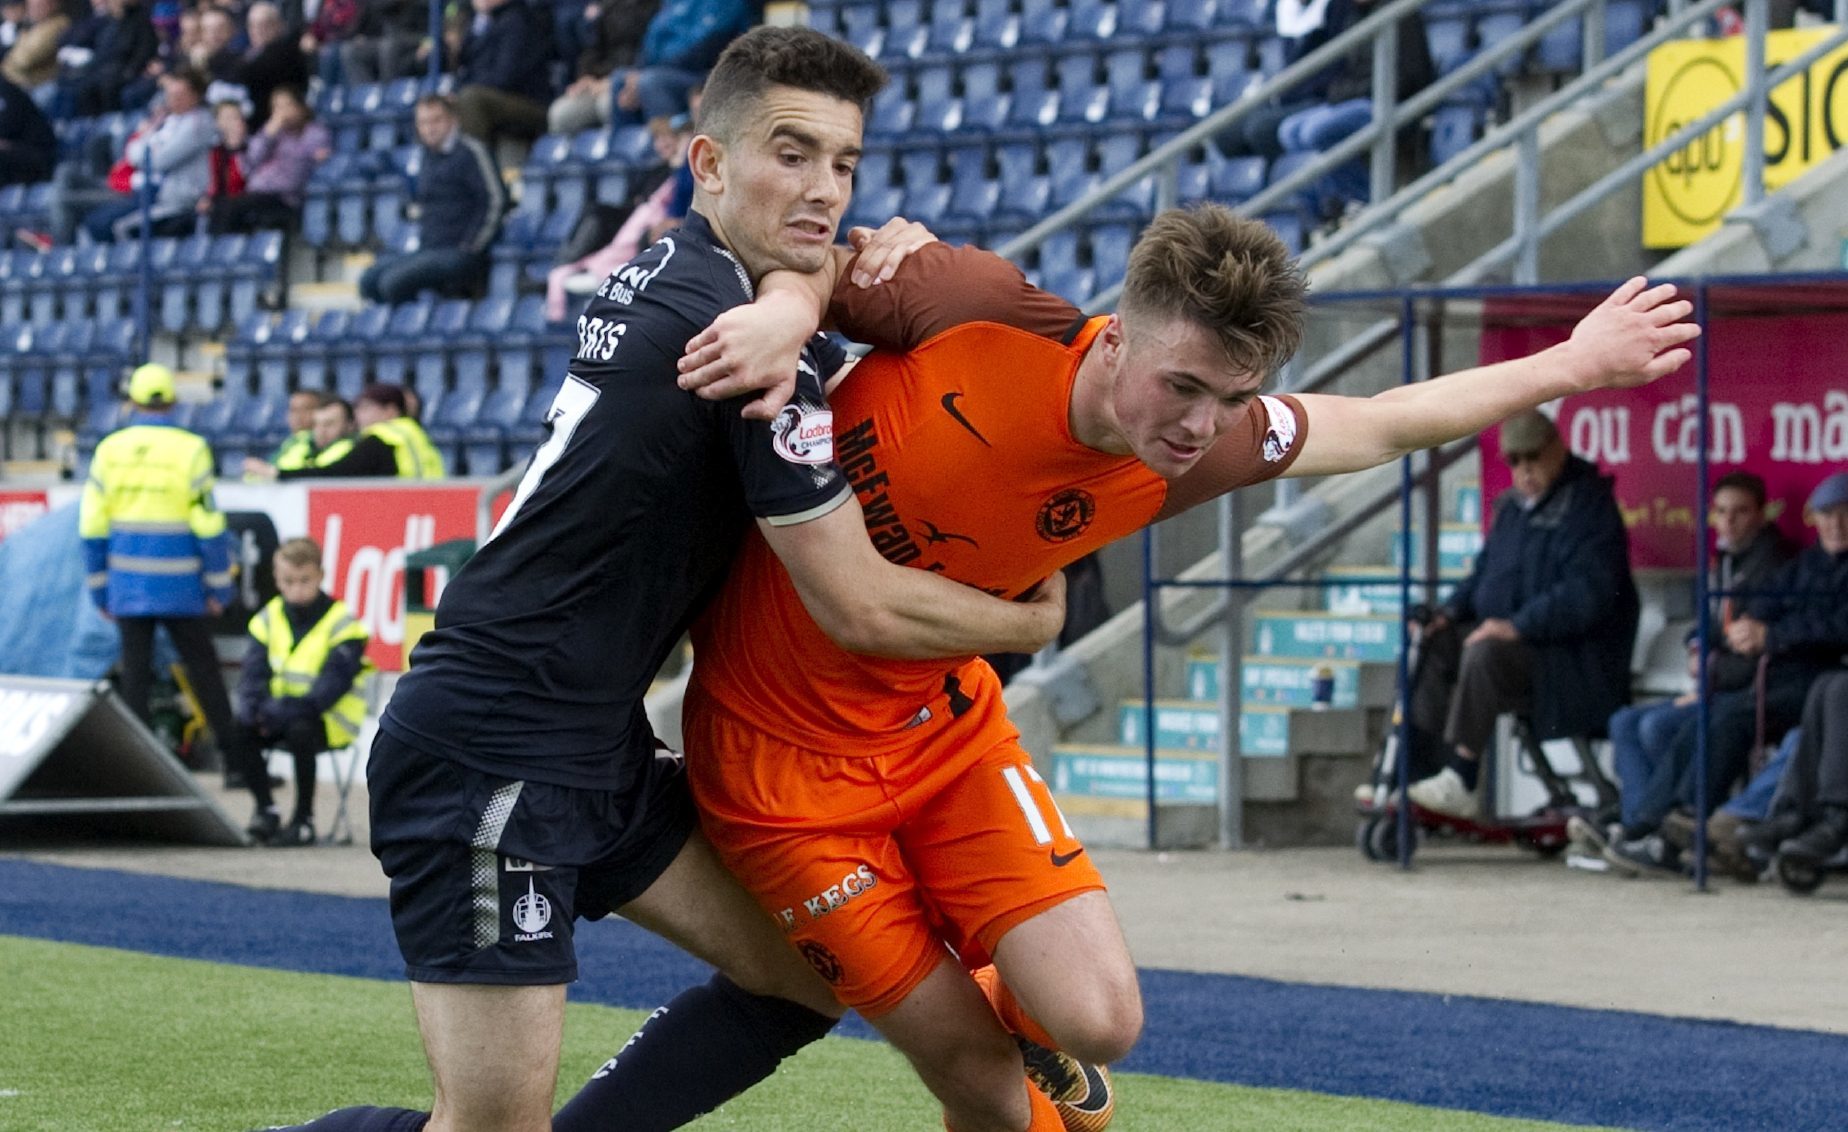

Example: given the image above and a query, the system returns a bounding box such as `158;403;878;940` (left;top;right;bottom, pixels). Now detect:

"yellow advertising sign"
1643;27;1848;248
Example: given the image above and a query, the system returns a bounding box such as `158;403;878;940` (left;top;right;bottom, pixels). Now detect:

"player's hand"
845;217;937;288
679;289;818;421
1021;569;1068;650
1563;277;1699;391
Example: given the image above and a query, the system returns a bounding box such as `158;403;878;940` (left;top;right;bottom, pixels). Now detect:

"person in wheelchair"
1405;409;1639;820
227;536;372;846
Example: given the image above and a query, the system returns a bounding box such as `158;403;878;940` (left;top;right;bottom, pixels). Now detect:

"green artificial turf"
0;935;1617;1131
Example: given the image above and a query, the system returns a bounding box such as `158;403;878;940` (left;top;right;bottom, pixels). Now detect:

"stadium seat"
157;234;213;334
509;378;560;449
221;312;274;395
1164;0;1218;32
969;0;1018;49
1210;153;1269;203
293;310;350;392
332;304;392;399
1066;0;1118;40
370;298;435;386
425;383;487;469
1429;99;1486;166
230;231;285;330
856;148;897;193
945;143;1000;221
1217;0;1265;28
412;298;473;407
925;0;974;55
1087;223;1135;292
1018;0;1069;45
992;142;1052;222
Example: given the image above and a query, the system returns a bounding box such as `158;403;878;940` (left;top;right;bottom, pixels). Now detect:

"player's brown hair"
275;537;323;572
1119;204;1308;379
697;26;887;145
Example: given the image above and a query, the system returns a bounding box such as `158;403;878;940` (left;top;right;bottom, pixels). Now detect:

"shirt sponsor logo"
1260;395;1297;463
772;404;835;466
790;863;879;923
599;237;675;305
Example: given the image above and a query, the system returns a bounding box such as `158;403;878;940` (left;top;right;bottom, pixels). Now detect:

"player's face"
273;559;323;607
1110;315;1262;478
698;86;862;281
1710;486;1765;551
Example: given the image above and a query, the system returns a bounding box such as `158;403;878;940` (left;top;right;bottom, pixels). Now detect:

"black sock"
268;1106;427;1131
552;975;838;1132
1447;754;1479;790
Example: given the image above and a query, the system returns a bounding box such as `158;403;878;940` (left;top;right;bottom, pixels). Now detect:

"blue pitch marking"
5;858;1845;1131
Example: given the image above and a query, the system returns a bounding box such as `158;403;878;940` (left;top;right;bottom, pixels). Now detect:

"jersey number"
1001;763;1075;846
488;375;600;543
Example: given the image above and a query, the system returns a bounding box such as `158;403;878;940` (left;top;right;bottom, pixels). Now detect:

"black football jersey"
381;212;849;789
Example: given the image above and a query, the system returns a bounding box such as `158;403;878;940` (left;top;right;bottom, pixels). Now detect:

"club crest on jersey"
1260;395;1297;463
772;403;834;465
1036;487;1096;542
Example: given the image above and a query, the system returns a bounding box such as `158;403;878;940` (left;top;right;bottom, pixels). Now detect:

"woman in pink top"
208;84;330;234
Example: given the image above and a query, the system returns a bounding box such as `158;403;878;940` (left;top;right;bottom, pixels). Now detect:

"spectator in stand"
1771;662;1848;871
1218;0;1432;220
1606;471;1848;875
298;0;360;86
3;0;72;93
544;111;686;321
0;72;55;185
206;83;324;232
266;389;325;471
217;2;306;129
192;4;238;80
339;0;424;84
605;0;750;128
46;66;214;244
80;363;240;776
1405;409;1640;819
197;97;248;220
247;383;443;479
358;93;505;303
1570;471;1796;859
447;0;553;157
52;0;156;115
545;0;657;134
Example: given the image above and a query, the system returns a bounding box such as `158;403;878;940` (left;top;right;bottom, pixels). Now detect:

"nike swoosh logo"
1049;847;1086;868
1068;1063;1111;1113
941;391;991;446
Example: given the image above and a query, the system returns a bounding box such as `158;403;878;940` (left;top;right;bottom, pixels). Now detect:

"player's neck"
1068;341;1133;456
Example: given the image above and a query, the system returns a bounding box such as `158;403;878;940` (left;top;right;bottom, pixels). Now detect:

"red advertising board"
0;490;50;547
307;485;481;671
1478;304;1844;569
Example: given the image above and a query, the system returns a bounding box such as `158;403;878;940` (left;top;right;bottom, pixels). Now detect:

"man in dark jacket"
358;93;506;303
451;0;553;154
1407;409;1640;819
0;72;55;184
546;0;657;134
1579;471;1795;849
1607;471;1848;874
55;0;156;115
228;2;310;130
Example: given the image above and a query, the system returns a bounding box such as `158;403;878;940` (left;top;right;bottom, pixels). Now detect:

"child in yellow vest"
230;537;373;846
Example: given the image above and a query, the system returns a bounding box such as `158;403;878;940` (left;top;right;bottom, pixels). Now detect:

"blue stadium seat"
371;298;435;386
157;234;212;334
509;378;560;450
845;183;905;231
869;85;915;137
294;309;350;392
1210;153;1268;202
1260;208;1307;254
945;143;999;221
25;248;60;326
1018;0;1069;45
1164;0;1218;32
461;385;527;474
1103;48;1157;123
837;1;884;55
924;0;973;55
1157;74;1215;126
1429;99;1486;166
413;298;474;407
331;303;393;399
254;309;312;400
229;230;284;330
1066;0;1118;40
91;242;134;322
1217;0;1265;28
221;312;275;395
189;233;244;336
1054;48;1107;124
1088;223;1135;292
898;142;944;189
970;0;1017;49
915;65;959;131
1475;10;1528;74
425;383;487;470
1425;13;1472;74
992;142;1052;222
856;148;896;193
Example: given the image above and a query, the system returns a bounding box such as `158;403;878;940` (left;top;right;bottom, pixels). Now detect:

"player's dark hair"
1120;204;1307;379
1714;470;1768;508
275;537;323;571
698;26;886;145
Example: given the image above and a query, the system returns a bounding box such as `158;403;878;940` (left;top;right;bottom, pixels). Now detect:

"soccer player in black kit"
272;28;1068;1132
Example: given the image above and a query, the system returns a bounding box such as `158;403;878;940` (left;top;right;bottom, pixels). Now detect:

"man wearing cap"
1406;408;1640;819
245;383;443;479
1606;470;1848;875
79;362;240;774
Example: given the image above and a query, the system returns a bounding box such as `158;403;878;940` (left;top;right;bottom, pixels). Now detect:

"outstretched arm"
761;498;1066;660
1285;278;1698;477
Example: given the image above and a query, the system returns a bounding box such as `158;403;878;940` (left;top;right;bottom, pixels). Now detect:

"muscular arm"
760;497;1066;660
1285;278;1697;478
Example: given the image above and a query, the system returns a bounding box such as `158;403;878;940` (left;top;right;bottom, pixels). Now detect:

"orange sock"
942;1080;1064;1132
971;963;1059;1050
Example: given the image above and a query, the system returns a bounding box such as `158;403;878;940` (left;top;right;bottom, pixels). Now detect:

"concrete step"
1320;565;1462;616
290;280;364;317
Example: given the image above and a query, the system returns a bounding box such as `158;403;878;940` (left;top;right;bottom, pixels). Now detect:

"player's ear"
688;134;725;196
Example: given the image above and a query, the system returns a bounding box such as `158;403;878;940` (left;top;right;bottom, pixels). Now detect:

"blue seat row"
0;232;284;336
